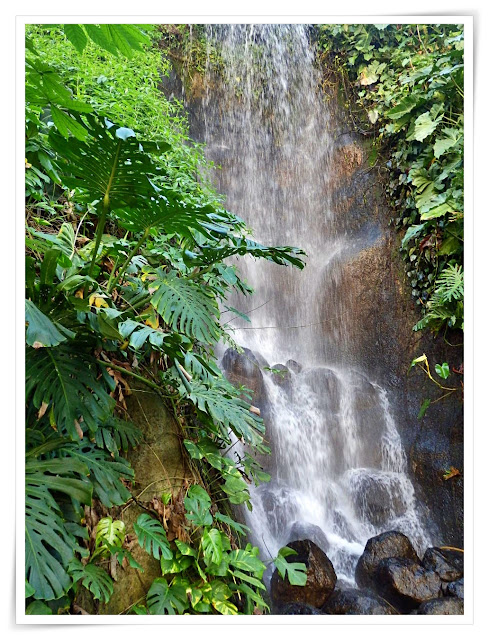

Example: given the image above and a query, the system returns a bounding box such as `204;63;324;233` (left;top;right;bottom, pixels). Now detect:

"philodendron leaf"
25;300;70;348
412;111;443;142
183;485;213;527
68;559;114;603
435;362;450;379
274;547;308;586
95;517;125;550
147;578;187;615
134;514;172;560
202;528;223;566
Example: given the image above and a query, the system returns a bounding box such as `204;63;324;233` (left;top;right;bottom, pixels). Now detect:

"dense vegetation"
25;24;306;615
317;24;464;336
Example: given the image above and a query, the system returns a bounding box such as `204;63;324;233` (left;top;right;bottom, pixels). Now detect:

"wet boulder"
443;577;464;599
286;359;302;374
270;539;337;610
278;602;325;615
355;531;420;590
322;586;399;615
221;347;267;405
287;521;330;555
415;597;464;615
349;470;407;527
270;363;292;389
375;557;442;613
422;547;463;582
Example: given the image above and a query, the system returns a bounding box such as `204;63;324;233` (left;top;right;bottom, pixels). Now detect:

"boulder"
355;531;420;590
375;557;442;613
221;347;267;405
443;577;464;599
270;539;337;610
286;359;303;374
278;602;325;615
287;522;330;555
322;586;399;615
416;597;464;615
422;547;463;582
349;470;408;527
270;363;292;389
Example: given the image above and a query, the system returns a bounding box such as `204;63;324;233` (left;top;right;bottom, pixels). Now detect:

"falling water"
185;24;431;582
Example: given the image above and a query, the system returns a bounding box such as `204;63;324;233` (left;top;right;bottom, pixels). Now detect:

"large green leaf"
26;343;114;440
25;300;70;348
134;514;172;560
25;456;91;601
188;380;265;446
202;528;223;566
183;485;213;527
274;547;308;586
68;559;114;603
49;116;160;210
147;578;187;615
61;442;133;507
150;269;221;343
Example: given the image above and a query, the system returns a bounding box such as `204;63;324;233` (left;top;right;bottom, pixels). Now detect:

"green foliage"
130;486;295;615
273;547;308;586
134;514;173;560
318;24;464;334
25;23;304;615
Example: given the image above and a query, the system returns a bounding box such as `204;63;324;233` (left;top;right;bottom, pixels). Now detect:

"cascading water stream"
187;24;431;582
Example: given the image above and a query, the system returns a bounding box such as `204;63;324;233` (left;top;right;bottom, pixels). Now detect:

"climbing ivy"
317;24;464;334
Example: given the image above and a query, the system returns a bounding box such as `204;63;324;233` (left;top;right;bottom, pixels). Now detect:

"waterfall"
187;24;431;583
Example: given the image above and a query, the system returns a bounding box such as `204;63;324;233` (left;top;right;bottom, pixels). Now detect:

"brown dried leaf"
443;466;461;481
37;401;49;419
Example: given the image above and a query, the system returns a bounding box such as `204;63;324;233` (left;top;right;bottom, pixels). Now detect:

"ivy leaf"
134;514;172;560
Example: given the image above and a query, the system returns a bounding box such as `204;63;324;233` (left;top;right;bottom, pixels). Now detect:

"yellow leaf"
89;293;108;308
25;158;32;169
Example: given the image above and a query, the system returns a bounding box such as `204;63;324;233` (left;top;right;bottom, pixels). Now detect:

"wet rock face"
422;547;464;582
322;586;399;615
355;531;420;590
270;363;292;389
350;472;408;527
415;597;464;615
270;539;337;610
375;557;442;613
287;522;330;555
286;359;302;374
444;578;464;599
221;347;267;405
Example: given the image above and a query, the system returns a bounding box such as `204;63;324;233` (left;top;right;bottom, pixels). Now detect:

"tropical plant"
25;23;305;615
317;24;464;336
